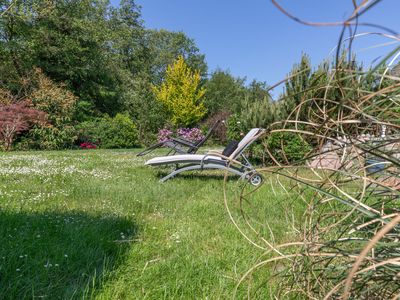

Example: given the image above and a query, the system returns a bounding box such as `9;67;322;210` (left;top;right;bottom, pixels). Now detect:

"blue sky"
111;0;399;95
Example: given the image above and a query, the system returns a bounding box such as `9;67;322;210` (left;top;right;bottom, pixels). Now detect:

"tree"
152;56;206;127
241;94;276;130
0;0;212;145
0;0;144;115
145;30;207;84
0;0;36;89
246;80;271;103
203;70;246;115
109;0;148;77
30;0;122;114
277;52;370;123
19;69;78;150
277;53;312;121
27;69;77;125
0;101;47;151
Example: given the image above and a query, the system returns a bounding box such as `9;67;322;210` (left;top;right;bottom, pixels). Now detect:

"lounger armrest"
207;150;222;155
171;137;196;147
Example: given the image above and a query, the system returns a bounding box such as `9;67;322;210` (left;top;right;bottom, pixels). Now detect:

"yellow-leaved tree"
153;56;207;127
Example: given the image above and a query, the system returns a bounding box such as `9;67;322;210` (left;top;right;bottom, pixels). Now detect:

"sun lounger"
145;128;265;185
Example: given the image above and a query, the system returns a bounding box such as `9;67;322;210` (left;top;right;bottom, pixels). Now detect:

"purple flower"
177;127;205;142
157;128;173;143
158;127;205;143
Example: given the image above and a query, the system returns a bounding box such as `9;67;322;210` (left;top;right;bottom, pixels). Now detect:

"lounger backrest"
194;120;220;148
229;128;264;159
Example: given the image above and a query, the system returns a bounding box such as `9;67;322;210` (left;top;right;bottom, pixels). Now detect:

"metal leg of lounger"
159;163;247;183
164;142;187;155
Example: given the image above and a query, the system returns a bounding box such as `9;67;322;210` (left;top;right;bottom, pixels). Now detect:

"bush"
176;128;204;143
12;69;78;150
28;69;77;126
226;114;246;141
157;127;204;143
266;131;311;164
0;101;47;151
157;128;173;143
78;114;139;149
20;125;77;150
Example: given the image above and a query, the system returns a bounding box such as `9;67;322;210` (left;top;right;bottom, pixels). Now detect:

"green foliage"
28;69;77;125
204;70;246;115
3;0;389;152
121;73;167;144
240;99;275;130
276;52;380;126
73;100;95;123
78;114;139;149
266;132;312;163
0;0;208;147
0;0;208;144
152;56;207;127
224;80;275;142
145;30;208;84
277;53;312;120
21;125;77;150
205;71;275;145
226;114;246;141
15;69;78;150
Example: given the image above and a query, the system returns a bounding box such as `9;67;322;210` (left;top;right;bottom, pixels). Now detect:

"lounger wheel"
249;173;263;186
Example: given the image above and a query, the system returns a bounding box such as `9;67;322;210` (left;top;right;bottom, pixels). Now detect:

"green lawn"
0;149;299;299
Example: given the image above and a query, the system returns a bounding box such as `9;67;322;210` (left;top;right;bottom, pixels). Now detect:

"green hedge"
78;114;139;149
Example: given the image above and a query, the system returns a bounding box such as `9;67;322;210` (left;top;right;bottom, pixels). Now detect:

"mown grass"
0;149;299;299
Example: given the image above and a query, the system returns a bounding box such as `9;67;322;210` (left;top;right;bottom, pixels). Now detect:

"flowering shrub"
157;127;204;143
80;142;97;149
157;128;173;143
177;128;205;142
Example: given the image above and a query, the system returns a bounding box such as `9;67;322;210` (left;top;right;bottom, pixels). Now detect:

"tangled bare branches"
225;1;400;299
1;1;16;17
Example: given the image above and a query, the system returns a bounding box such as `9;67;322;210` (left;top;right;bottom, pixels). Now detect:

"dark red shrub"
0;101;47;151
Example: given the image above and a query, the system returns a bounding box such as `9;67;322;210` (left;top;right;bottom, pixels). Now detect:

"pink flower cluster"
157;129;174;143
80;142;97;149
177;128;205;142
157;127;205;143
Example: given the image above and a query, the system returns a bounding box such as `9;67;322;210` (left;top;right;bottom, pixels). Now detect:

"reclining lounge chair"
137;121;220;157
145;128;265;186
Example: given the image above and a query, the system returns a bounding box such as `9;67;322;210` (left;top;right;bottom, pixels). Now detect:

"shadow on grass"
0;210;137;299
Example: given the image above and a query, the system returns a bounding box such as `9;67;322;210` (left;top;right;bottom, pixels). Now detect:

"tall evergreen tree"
152;56;206;127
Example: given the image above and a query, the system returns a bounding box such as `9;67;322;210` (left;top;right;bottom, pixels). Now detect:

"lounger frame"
137;121;220;157
146;128;266;185
159;153;257;182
